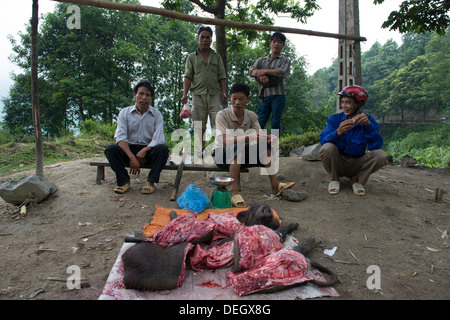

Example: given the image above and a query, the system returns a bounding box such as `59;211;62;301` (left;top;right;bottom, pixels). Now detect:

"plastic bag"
180;104;191;119
177;184;209;213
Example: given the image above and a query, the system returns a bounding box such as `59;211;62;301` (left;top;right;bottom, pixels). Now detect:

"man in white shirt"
212;83;295;207
105;80;169;194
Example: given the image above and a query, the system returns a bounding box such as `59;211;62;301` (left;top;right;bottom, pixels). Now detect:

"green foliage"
357;31;450;125
0;122;32;144
383;124;450;168
79;119;116;141
5;2;197;137
387;143;450;169
373;0;450;35
278;131;320;156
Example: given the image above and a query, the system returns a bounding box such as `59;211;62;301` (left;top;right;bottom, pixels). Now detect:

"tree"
313;28;449;124
424;29;450;114
37;2;143;126
374;0;450;35
2;73;34;136
398;32;433;66
5;1;199;137
141;17;198;132
362;39;400;89
370;55;438;123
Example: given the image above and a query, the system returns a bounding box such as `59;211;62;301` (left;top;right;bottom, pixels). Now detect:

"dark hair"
133;79;154;97
270;32;286;43
230;83;250;97
197;26;213;38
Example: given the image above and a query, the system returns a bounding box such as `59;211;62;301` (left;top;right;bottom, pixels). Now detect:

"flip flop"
141;181;156;194
274;182;295;197
231;194;246;208
328;181;340;195
114;182;130;194
352;183;365;196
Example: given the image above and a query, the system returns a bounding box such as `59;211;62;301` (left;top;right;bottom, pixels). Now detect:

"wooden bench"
89;160;248;201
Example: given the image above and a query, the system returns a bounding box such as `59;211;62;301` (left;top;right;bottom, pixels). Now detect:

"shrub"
279;131;320;156
80;119;116;141
384;124;450;168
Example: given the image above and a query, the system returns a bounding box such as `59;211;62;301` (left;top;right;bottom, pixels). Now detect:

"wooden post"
337;0;362;111
31;0;44;177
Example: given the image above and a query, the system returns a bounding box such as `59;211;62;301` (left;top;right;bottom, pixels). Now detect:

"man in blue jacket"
319;85;387;196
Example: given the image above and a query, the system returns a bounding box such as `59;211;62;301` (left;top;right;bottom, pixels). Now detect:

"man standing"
181;26;227;157
319;85;387;196
249;32;291;133
105;80;169;194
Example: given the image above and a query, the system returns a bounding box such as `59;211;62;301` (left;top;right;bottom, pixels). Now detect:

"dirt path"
0;157;448;300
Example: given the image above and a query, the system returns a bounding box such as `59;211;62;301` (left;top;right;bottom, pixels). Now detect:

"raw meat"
234;225;284;271
189;212;240;270
153;213;215;248
190;240;234;271
226;248;312;296
147;212;315;296
206;212;241;240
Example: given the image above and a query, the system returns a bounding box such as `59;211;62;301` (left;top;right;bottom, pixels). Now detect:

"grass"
0;135;111;176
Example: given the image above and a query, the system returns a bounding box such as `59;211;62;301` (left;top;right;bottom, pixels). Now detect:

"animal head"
236;203;278;230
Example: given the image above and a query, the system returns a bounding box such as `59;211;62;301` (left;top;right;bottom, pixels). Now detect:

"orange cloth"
143;205;281;238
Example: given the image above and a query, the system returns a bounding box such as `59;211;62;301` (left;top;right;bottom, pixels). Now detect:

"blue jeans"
257;94;286;131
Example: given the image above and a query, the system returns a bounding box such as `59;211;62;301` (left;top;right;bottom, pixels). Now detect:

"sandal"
274;182;295;197
231;194;246;208
352;183;365;196
114;182;130;194
141;181;156;194
328;181;340;195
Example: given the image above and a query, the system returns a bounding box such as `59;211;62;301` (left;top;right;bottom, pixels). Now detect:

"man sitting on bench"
212;83;295;207
105;80;169;194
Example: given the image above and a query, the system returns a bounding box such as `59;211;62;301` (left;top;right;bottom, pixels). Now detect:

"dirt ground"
0;156;448;300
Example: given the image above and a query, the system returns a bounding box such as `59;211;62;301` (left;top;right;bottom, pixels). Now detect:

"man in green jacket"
181;26;227;158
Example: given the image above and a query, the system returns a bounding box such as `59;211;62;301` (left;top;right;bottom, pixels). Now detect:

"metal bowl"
210;177;234;186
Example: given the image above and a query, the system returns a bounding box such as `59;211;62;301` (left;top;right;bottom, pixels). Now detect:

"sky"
0;0;405;115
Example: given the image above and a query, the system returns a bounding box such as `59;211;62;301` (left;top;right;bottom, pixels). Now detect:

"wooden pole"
337;0;362;111
51;0;367;42
31;0;44;177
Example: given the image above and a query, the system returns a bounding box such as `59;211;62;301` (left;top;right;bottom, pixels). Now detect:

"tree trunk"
214;0;227;105
214;0;227;73
31;0;44;177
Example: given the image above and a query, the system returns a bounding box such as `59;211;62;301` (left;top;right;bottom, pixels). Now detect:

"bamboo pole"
52;0;367;42
31;0;44;177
